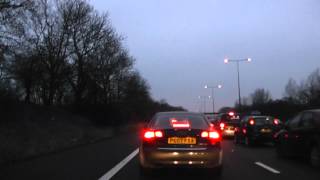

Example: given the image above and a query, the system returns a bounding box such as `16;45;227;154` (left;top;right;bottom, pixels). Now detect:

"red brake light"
155;130;163;138
220;123;225;130
274;119;279;125
171;119;190;128
209;131;220;139
172;123;190;128
228;111;235;116
249;119;255;125
143;130;163;140
201;131;209;138
242;128;247;134
144;131;155;139
201;130;221;143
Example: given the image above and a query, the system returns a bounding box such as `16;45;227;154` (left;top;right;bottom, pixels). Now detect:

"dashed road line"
255;161;281;174
98;148;139;180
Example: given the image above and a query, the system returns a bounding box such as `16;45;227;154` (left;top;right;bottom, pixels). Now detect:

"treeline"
235;68;320;121
0;0;184;125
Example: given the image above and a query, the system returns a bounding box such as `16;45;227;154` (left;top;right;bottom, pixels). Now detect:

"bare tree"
251;88;272;105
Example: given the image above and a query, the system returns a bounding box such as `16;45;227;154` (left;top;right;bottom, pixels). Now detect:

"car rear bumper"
222;130;235;137
139;146;223;168
250;133;274;142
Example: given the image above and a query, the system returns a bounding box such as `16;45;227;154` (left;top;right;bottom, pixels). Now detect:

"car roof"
155;111;203;116
304;109;320;113
246;115;272;118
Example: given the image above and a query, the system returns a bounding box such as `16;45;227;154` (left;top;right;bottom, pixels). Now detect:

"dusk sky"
90;0;320;112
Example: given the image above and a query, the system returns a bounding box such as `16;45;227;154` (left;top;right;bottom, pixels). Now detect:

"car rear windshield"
220;114;240;123
151;114;209;129
253;117;273;125
314;112;320;128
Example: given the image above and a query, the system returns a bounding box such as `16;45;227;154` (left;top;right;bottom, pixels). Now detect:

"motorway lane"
111;140;320;180
1;130;320;180
0;132;140;180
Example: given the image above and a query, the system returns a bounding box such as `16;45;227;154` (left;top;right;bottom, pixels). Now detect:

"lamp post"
224;58;252;112
204;84;222;113
198;96;210;113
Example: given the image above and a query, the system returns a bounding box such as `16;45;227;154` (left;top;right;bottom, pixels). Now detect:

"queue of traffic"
207;110;320;167
138;110;320;177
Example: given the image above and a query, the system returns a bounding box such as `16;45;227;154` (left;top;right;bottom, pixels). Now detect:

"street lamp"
198;95;210;113
204;84;222;113
224;58;252;112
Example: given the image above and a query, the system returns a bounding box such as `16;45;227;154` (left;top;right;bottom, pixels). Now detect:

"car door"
238;116;248;139
297;112;317;155
285;113;302;155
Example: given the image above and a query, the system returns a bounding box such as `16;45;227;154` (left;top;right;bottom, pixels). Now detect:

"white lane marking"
158;147;207;151
255;162;281;174
98;148;139;180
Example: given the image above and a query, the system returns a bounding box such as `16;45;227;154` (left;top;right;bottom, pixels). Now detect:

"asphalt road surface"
1;131;319;180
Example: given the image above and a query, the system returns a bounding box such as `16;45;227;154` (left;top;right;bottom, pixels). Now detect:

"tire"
206;165;223;177
244;137;254;147
215;165;223;176
310;145;320;168
275;142;285;158
139;164;152;178
234;135;239;145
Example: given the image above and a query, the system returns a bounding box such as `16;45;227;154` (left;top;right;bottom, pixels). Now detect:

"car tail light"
144;131;155;139
273;119;279;125
171;119;190;128
143;130;163;140
209;131;220;139
201;131;209;138
220;123;225;130
284;133;289;139
201;130;221;144
155;130;163;138
228;111;235;116
242;128;247;134
172;123;190;128
249;119;255;125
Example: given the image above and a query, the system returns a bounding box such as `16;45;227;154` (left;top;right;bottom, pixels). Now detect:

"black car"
212;112;240;138
139;112;223;176
274;109;320;167
234;115;282;146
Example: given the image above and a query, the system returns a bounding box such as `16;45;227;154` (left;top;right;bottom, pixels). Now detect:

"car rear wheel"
215;165;223;176
234;135;240;144
139;164;152;178
206;165;223;177
310;145;320;168
275;142;286;158
244;137;253;146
